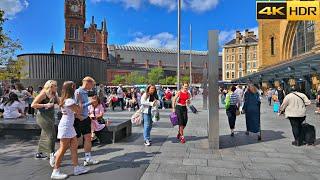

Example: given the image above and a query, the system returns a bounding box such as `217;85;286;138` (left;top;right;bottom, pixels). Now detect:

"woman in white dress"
51;81;89;180
1;92;24;119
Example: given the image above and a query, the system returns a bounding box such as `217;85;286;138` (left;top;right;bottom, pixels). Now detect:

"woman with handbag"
225;86;240;137
141;84;158;146
172;82;191;144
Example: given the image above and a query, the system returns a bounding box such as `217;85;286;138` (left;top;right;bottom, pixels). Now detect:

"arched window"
75;25;79;40
270;37;275;55
292;21;315;57
70;26;75;39
91;33;96;42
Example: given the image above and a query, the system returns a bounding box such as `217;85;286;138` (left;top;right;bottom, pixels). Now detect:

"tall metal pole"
177;0;181;90
189;24;192;86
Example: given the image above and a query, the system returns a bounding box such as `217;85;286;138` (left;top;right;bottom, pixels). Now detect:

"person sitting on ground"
108;90;118;111
279;85;311;146
88;98;111;143
1;92;25;119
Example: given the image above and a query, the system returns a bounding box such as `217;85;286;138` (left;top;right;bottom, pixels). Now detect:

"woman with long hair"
31;80;60;165
1;92;24;119
51;81;89;179
225;86;240;137
172;82;191;144
243;84;262;141
11;82;31;113
140;84;158;146
27;86;35;116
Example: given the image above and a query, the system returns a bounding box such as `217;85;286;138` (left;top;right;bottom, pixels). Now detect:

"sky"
0;0;258;55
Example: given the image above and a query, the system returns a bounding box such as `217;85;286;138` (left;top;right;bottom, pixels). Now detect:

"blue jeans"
143;113;152;141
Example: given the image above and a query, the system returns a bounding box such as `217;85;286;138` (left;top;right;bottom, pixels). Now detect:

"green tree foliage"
181;75;190;83
147;67;164;84
0;58;27;80
126;71;146;85
111;74;125;85
159;76;177;85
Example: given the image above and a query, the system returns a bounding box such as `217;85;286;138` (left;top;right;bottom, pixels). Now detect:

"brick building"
63;0;108;60
222;30;259;81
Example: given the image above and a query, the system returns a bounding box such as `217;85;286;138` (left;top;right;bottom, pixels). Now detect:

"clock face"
70;5;80;13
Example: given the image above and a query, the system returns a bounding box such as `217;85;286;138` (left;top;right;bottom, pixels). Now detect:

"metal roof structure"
109;44;208;56
232;52;320;83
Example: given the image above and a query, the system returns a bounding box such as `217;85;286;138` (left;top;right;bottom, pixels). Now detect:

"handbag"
131;107;143;125
236;109;240;116
169;112;178;126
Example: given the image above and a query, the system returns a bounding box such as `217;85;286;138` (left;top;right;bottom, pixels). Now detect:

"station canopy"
233;52;320;83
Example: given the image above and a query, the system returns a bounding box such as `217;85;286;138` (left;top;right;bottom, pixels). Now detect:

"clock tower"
64;0;85;55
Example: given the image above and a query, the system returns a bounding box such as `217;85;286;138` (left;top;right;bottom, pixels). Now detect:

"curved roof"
109;44;208;56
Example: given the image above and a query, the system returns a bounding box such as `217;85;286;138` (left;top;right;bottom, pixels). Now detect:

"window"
231;72;235;79
292;21;315;57
226;56;229;61
69;26;75;39
232;48;234;53
239;71;242;78
239;47;242;53
253;53;257;59
231;64;235;70
239;62;242;69
271;37;275;55
226;64;229;70
75;25;79;40
253;62;257;68
247;62;251;69
239;54;242;60
91;33;96;42
226;72;230;79
247;54;250;60
232;56;235;61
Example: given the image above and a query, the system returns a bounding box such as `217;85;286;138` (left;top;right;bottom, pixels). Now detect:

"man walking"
234;85;244;112
74;76;99;166
117;84;125;111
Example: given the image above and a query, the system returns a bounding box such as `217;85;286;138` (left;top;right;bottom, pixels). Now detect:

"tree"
0;58;27;81
147;67;164;84
160;76;177;85
181;75;190;84
112;74;125;85
126;71;146;85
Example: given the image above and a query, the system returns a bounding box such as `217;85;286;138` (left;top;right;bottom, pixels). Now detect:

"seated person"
164;89;173;108
107;90;118;111
1;92;24;119
88;98;111;143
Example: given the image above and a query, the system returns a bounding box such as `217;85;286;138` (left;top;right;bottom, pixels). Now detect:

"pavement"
0;95;319;180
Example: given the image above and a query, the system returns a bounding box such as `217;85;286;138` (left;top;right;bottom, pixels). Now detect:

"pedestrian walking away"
51;81;89;179
267;88;273;106
74;76;100;166
276;86;286;106
140;84;159;146
243;84;262;141
225;86;240;137
117;84;125;111
172;82;192;144
279;85;311;146
31;80;59;166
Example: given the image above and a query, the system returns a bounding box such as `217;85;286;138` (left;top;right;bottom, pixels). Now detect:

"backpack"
225;92;231;110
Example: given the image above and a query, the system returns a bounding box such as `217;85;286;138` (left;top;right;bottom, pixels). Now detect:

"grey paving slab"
240;169;274;179
151;157;183;165
249;157;297;165
141;172;187;180
244;162;295;172
196;166;242;178
187;175;217;180
157;164;197;174
207;160;244;169
269;171;318;180
293;165;320;173
183;158;208;166
266;152;311;159
188;153;222;160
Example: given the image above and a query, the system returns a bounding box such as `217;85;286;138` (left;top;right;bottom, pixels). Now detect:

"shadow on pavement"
167;136;208;143
219;130;286;149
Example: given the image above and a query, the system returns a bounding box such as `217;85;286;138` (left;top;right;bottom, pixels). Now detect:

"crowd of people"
222;83;320;146
0;78;195;179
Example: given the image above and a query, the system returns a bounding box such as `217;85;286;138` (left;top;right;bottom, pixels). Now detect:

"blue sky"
1;0;258;55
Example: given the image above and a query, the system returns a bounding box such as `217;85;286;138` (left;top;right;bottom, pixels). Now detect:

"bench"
0;117;132;144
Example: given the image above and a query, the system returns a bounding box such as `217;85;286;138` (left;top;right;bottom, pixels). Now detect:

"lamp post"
177;0;181;90
189;24;192;86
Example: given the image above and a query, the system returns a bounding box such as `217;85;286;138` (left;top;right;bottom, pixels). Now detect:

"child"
51;81;89;180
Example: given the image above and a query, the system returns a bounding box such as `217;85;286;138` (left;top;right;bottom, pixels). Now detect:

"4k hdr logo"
257;0;320;20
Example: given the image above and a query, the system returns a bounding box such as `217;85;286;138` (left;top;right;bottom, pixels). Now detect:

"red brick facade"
63;0;108;60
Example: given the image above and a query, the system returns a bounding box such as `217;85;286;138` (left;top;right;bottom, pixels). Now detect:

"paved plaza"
0;96;320;180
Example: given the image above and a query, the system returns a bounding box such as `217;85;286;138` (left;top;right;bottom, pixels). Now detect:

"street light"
177;0;181;90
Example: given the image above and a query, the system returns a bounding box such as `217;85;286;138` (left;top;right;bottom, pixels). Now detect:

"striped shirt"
230;93;239;106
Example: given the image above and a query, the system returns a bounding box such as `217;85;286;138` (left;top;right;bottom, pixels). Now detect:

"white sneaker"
74;165;90;176
144;140;151;146
49;153;55;168
83;158;100;166
51;169;68;180
162;107;165;110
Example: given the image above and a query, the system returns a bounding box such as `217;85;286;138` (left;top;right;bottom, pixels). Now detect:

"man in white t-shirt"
117;84;125;110
234;85;244;112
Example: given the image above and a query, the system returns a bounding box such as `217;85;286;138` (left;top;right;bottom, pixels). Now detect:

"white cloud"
91;0;142;10
187;0;219;13
92;0;219;12
126;32;177;49
0;0;29;18
219;27;258;47
148;0;176;11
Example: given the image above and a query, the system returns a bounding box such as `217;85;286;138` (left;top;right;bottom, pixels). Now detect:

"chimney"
91;16;95;25
245;29;249;37
236;31;241;44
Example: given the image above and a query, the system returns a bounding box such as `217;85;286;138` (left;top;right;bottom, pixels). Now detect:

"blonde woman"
31;80;60;167
316;85;320;114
